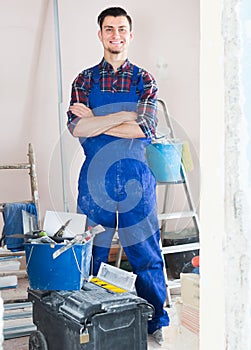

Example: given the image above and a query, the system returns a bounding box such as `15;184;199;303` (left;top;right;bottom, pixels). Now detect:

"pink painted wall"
0;1;200;230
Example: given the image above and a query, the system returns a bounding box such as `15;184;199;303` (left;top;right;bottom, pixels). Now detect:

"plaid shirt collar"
100;58;131;73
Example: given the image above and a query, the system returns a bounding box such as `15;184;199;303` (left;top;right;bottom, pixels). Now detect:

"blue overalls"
77;64;169;333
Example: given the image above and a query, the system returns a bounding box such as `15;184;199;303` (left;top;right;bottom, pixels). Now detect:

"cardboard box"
181;304;200;334
180;273;200;334
180;273;200;309
108;244;127;262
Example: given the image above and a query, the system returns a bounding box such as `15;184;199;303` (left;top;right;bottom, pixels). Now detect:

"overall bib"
77;64;169;333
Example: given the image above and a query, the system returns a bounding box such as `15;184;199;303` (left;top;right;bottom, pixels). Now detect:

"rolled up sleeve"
67;72;90;135
136;70;158;139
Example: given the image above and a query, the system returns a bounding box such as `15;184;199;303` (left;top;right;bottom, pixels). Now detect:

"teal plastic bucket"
146;142;183;182
25;242;92;290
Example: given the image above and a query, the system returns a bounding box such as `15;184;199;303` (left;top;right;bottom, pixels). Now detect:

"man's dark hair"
97;7;132;31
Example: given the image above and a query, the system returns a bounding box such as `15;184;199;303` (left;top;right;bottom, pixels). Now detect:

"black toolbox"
28;281;154;350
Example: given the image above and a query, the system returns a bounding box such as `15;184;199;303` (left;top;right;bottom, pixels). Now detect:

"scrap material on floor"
0;209;200;349
180;273;200;335
0;247;33;343
0;248;26;292
2;276;199;350
3;306;199;350
3;302;35;340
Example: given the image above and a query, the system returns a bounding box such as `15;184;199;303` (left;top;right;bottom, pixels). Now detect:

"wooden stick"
0;251;25;257
0;270;27;277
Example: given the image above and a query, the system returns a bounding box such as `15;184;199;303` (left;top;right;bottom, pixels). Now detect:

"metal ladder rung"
0;164;30;170
168;279;181;289
157;179;185;185
158;211;196;220
162;242;200;255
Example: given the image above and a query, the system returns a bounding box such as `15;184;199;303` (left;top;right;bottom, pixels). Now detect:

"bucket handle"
26;244;86;275
26;245;34;269
26;244;82;271
71;245;82;273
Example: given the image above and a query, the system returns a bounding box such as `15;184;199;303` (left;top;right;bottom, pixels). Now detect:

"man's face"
98;16;133;55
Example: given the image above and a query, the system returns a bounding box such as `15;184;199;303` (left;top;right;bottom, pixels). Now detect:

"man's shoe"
152;328;164;345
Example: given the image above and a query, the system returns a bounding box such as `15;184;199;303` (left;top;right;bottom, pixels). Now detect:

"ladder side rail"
159;97;200;234
157;98;180;235
180;164;200;234
159;239;173;307
157;99;176;139
159;183;170;236
191;214;200;236
156;98;200;306
28;144;41;229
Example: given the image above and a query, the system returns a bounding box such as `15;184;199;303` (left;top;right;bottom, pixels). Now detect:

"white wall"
200;1;225;348
0;1;200;229
200;0;251;348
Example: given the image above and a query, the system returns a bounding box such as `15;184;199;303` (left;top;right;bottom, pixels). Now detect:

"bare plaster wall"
222;0;251;348
200;0;251;349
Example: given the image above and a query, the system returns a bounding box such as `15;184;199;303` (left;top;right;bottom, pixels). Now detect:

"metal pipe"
53;0;69;212
4;302;32;310
4;324;36;340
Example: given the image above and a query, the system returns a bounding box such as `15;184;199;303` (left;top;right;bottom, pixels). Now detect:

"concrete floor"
3;301;199;350
148;305;199;349
3;325;198;350
2;278;199;350
3;323;198;350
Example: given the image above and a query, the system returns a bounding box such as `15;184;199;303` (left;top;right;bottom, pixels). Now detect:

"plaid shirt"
67;58;158;138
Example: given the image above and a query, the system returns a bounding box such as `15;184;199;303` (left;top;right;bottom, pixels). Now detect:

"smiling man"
67;7;169;345
99;16;132;55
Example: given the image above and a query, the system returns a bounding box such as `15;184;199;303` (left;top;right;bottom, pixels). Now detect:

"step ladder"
0;143;41;229
156;99;200;307
0;143;40;339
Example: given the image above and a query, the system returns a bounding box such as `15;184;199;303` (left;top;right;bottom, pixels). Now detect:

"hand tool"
11;230;47;239
53;219;72;237
53;225;105;259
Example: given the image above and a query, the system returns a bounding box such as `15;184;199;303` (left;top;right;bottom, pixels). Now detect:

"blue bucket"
146;141;183;182
25;242;92;290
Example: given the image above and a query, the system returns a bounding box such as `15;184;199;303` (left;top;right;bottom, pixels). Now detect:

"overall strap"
131;65;144;97
131;65;139;86
92;65;100;85
92;63;144;94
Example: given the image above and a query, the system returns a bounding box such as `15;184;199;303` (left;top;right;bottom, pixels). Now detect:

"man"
67;7;169;345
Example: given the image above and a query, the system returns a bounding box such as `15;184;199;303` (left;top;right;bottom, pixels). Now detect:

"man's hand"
69;103;94;118
70;103;137;123
105;121;145;138
113;111;138;122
